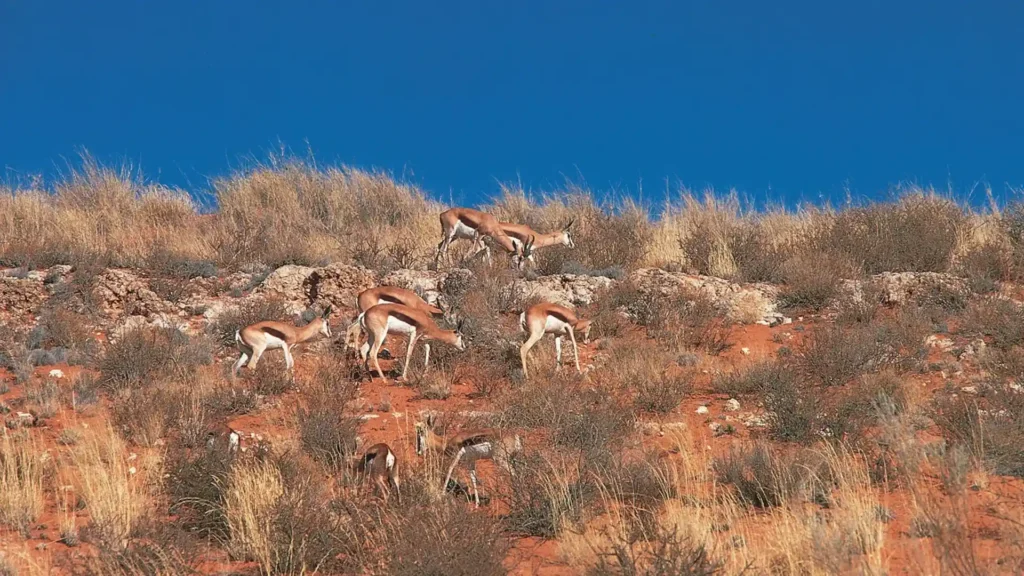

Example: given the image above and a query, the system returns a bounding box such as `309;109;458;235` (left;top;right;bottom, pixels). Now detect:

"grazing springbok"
434;207;532;268
232;306;333;379
498;218;576;266
354;442;401;503
415;419;522;507
345;286;445;354
519;302;592;379
357;303;465;384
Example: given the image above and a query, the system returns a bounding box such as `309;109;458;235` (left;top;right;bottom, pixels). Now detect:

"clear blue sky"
2;1;1022;208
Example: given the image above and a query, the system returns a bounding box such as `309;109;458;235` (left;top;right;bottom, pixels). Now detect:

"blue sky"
2;1;1022;208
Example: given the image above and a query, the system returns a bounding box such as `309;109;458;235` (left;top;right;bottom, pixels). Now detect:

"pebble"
696;405;709;415
725;398;741;411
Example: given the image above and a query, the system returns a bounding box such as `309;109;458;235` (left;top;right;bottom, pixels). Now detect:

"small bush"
386;502;509;576
100;327;213;392
413;368;456;400
166;448;234;539
0;434;46;537
956;242;1010;295
27;308;97;365
503;451;593;538
961;297;1024;350
607;345;691;414
713;444;814;509
588;525;724;576
249;361;292;396
933;386;1024;477
820;195;966;274
297;365;360;472
777;252;844;311
110;388;176;446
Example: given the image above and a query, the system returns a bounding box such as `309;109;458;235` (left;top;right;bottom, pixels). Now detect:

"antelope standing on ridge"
519;302;592;379
498;218;576;267
345;286;445;355
232;306;333;379
415;418;522;508
357;303;466;384
434;207;533;268
353;442;401;503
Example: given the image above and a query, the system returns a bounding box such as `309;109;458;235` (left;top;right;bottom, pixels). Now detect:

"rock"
256;265;317;303
0;274;48;320
303;263;378;310
740;347;751;355
841;272;969;307
741;413;768;428
696;405;709;415
514;274;614;308
380;269;446;305
627;268;781;324
92;269;170;317
48;369;64;379
725;398;741;412
709;422;731;437
961;386;978;395
925;335;954;352
637;421;662;436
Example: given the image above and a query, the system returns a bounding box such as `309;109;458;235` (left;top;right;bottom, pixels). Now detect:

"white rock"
961;386;978;395
725;398;741;412
48;369;64;379
740;347;751;355
696;405;710;415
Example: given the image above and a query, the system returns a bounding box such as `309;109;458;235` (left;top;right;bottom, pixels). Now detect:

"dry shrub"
961;297;1024;350
166;447;234;540
587;525;724;576
0;433;46;537
110;387;177;447
777;251;845;311
100;327;213;392
503;451;594;538
820;193;966;274
606;344;691;414
297;358;360;473
27;308;98;365
800;312;927;388
933;385;1024;477
956;241;1012;294
822;371;908;445
208;298;293;347
384;502;508;576
714;360;815;442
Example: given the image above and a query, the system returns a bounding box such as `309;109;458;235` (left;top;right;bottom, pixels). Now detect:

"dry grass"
70;425;147;551
0;432;46;537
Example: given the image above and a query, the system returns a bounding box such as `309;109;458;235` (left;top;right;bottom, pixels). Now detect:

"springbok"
354;442;401;503
232;306;333;379
358;303;465;384
434;207;533;268
519;302;592;379
415;419;522;507
345;286;445;354
499;218;576;266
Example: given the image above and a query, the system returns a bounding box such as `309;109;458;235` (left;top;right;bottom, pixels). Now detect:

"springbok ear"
322;305;333;318
563;218;576;231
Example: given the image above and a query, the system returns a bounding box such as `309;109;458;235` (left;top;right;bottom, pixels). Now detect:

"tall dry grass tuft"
0;432;46;537
70;424;147;551
224;458;284;574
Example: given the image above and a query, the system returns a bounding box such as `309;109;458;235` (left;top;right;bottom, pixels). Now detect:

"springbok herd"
231;207;592;504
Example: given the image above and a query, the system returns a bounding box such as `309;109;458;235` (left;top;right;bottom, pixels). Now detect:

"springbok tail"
519;312;527;332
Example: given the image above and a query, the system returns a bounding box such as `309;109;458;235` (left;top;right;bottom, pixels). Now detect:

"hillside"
2;160;1024;575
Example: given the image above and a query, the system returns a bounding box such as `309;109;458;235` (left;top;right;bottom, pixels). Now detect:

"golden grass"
0;431;46;537
69;424;147;551
224;458;284;575
0;152;1014;283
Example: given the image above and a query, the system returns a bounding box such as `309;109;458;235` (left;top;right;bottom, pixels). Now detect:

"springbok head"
562;218;576;248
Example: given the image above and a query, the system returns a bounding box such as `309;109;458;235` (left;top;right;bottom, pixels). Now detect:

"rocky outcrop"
255;265;317;310
302;263;378;311
513;274;614;308
92;269;172;317
0;274;48;320
380;269;446;305
872;272;968;306
628;268;782;324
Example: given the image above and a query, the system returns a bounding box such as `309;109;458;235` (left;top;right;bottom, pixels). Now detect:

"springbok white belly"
452;221;479;240
385;316;417;335
544;316;571;335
